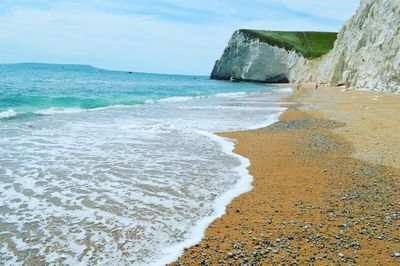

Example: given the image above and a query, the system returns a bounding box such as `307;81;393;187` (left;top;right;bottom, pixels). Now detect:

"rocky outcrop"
311;0;400;92
212;0;399;93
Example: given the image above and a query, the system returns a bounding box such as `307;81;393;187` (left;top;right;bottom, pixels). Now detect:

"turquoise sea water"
0;63;272;119
0;63;292;265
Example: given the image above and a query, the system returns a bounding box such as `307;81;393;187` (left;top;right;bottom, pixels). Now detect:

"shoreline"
171;84;400;265
156;130;254;266
157;88;291;265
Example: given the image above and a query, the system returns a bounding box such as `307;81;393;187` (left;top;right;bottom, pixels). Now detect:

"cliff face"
210;31;305;82
312;0;400;92
211;31;304;82
211;31;299;82
212;0;400;92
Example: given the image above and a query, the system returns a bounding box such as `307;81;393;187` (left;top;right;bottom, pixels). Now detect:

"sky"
0;0;360;75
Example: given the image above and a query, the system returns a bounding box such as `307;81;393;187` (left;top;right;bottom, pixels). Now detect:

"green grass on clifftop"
240;29;337;59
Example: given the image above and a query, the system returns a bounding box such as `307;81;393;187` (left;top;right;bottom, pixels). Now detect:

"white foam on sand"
154;131;253;266
154;87;292;266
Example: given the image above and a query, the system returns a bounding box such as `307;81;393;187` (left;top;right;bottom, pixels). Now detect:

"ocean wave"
34;107;86;115
214;92;248;98
144;96;196;104
33;105;134;116
157;96;197;103
150;92;250;104
144;99;155;104
276;87;293;93
0;109;17;119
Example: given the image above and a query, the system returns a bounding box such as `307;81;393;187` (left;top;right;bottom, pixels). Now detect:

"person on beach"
345;77;350;89
315;83;319;90
297;81;302;90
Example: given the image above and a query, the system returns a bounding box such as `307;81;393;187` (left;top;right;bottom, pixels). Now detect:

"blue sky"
0;0;359;75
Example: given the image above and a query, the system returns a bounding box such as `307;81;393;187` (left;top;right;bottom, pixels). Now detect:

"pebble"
172;113;400;266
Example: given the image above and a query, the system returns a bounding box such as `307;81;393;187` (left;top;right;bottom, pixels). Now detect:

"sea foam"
34;107;86;115
158;96;198;103
0;67;293;265
0;109;17;119
215;91;248;98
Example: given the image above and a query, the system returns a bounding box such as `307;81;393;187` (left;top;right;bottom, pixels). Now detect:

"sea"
0;63;292;265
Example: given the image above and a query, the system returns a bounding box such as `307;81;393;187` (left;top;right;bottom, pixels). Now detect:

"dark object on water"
128;71;133;74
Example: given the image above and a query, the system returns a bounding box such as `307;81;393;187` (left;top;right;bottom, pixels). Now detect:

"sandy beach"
172;84;400;265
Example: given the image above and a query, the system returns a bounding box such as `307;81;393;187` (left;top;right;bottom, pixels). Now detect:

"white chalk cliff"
210;31;305;83
211;0;400;93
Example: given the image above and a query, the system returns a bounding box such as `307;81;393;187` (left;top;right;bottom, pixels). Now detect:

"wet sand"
171;84;400;265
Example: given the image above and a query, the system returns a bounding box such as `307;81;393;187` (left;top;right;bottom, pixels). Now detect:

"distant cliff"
212;0;400;93
211;30;336;83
